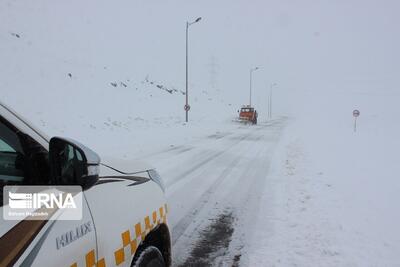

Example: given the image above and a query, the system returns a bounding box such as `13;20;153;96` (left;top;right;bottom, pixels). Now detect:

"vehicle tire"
132;246;165;267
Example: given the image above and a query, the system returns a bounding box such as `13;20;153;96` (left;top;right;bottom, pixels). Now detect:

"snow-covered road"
141;118;287;266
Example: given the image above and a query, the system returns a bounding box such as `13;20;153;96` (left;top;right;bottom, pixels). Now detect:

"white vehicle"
0;102;171;267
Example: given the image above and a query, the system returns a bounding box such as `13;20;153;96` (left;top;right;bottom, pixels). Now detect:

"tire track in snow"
170;118;288;266
165;127;267;188
170;125;270;245
171;152;244;245
136;131;234;161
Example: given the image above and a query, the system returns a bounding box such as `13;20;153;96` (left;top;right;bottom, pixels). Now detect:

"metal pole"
185;22;189;123
269;83;276;119
268;89;270;119
354;117;357;132
270;88;272;119
267;86;270;119
249;69;252;106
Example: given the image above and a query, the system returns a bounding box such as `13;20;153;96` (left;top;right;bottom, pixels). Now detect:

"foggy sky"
1;0;399;113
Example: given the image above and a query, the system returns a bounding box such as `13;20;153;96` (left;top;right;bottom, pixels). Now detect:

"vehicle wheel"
132;246;165;267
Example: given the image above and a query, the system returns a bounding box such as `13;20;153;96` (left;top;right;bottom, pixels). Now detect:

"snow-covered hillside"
0;0;239;158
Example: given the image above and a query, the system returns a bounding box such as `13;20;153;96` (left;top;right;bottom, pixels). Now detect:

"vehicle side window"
0;120;25;184
0;139;16;152
0;116;51;205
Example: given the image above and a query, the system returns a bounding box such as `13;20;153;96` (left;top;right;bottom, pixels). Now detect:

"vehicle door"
0;113;98;267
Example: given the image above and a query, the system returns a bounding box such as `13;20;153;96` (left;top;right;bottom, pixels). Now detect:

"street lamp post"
249;67;259;107
268;83;277;119
185;17;202;123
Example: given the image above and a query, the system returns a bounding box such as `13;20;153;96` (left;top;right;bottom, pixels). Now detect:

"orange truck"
238;105;258;124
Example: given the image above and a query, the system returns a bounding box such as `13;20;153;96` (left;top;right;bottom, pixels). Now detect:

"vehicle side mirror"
49;137;100;190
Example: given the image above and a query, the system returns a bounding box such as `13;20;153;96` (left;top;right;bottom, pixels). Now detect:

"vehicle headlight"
148;169;165;192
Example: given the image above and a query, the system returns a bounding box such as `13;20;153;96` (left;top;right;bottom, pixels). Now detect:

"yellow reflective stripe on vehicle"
69;204;168;267
69;249;105;267
113;205;167;265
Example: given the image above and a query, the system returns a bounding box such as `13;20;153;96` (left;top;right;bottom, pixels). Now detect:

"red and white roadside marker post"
353;109;360;132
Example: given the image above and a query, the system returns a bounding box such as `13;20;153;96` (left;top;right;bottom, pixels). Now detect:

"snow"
1;0;400;266
244;90;400;266
0;0;238;159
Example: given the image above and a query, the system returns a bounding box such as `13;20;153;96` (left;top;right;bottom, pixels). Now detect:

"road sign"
184;104;191;112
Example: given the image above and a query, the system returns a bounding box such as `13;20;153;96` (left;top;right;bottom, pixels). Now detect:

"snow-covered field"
1;0;400;266
244;91;400;266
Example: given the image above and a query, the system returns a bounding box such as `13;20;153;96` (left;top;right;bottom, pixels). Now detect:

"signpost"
353;109;360;132
184;104;191;112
